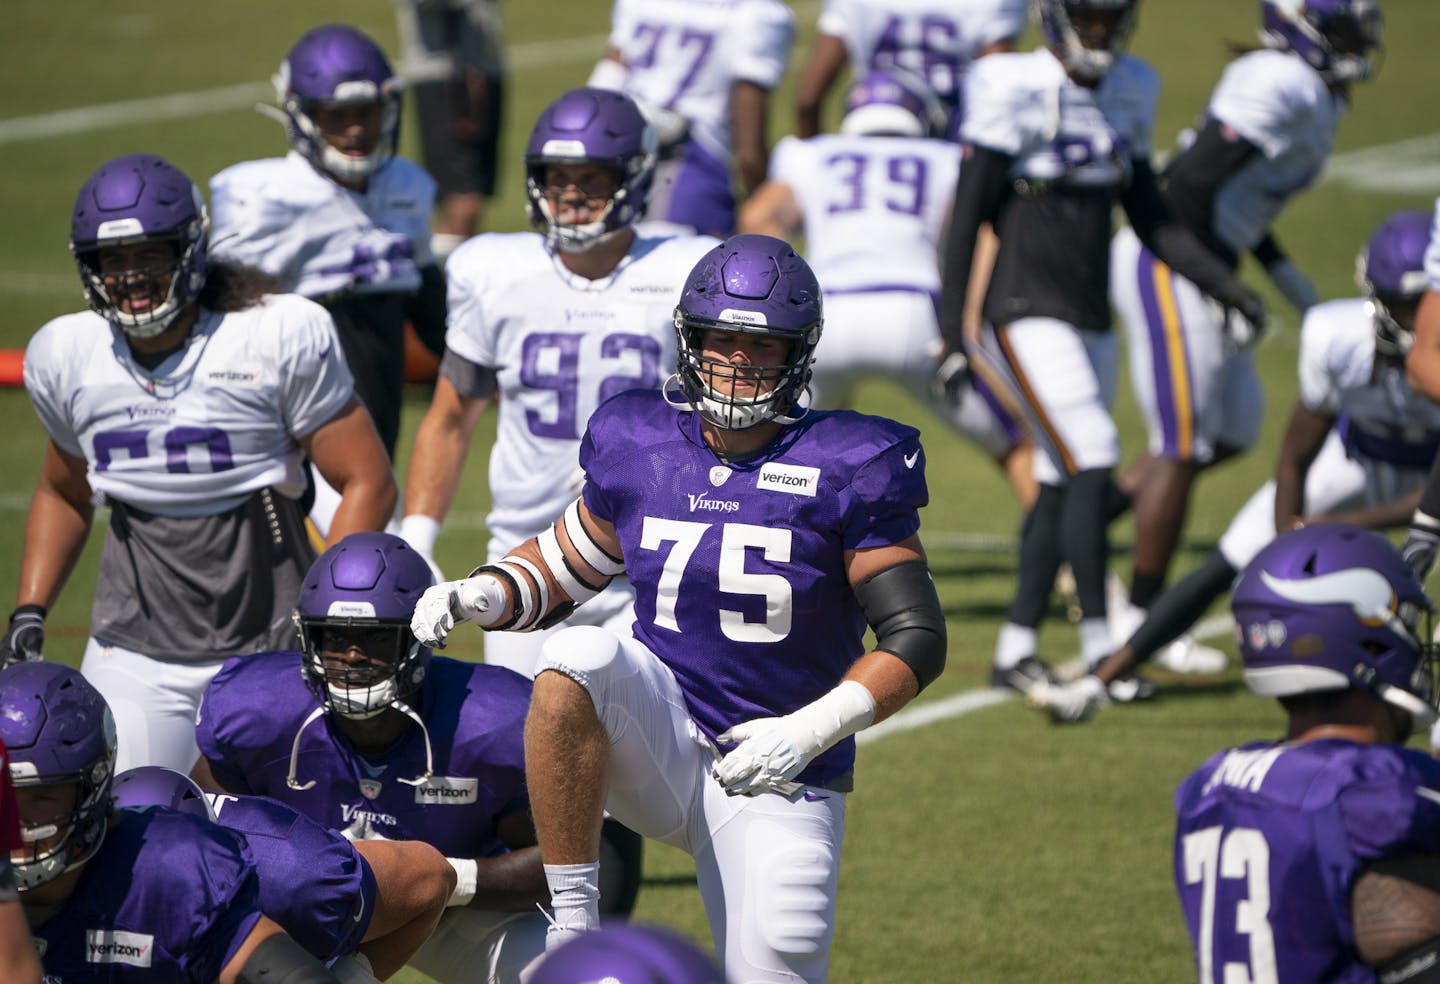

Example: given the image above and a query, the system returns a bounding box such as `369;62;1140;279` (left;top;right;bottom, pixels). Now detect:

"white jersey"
23;296;353;516
816;0;1027;108
609;0;794;165
1204;49;1345;255
209;151;436;299
1298;297;1440;474
963;48;1158;189
1425;197;1440;290
443;233;719;549
769;133;958;293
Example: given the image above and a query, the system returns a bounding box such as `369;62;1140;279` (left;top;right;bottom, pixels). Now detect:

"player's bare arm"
730;80;772;196
15;440;93;613
1272;401;1334;534
793;33;847;139
350;838;454;979
402;375;493;525
301;397;397;544
736;180;802;240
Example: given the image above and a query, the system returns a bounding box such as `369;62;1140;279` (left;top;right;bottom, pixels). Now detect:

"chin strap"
392;699;436;787
285;706;327;791
286;699;437;792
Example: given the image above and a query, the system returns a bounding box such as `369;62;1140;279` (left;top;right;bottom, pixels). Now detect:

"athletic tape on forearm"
537;524;605;605
496;557;549;631
564;499;626;577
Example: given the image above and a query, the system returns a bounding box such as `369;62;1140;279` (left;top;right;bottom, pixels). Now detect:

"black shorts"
411;72;505;199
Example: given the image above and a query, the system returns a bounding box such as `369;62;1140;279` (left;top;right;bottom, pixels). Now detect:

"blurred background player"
210;23;446;532
741;68;1036;508
936;0;1266;697
1400;196;1440;580
1173;525;1440;982
412;236;947;982
2;153;394;775
1108;0;1384;664
2;662;349;983
1037;210;1440;722
192;532;639;983
793;0;1027;139
398;86;717;674
528;923;725;984
0;738;41;984
113;766;455;981
587;0;795;237
393;0;508;260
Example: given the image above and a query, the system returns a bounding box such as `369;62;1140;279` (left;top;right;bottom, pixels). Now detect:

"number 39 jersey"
23;295;353;516
443;232;718;552
1174;739;1440;983
580;390;927;788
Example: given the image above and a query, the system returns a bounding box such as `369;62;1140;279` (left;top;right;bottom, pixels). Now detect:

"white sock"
1079;617;1113;670
543;861;600;944
994;623;1038;671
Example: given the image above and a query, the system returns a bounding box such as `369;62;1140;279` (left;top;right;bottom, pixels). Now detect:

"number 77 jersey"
1173;739;1440;983
579;389;927;790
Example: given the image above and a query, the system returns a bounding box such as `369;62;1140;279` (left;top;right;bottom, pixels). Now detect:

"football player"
529;923;724;984
192;531;638;983
411;236;948;982
586;0;795;237
113;765;455;981
1173;525;1440;982
1400;199;1440;579
0;739;41;984
2;153;394;775
209;24;444;529
935;0;1266;696
793;0;1027;139
1037;210;1440;722
398;86;718;676
2;663;349;983
740;68;1036;508
1108;0;1384;664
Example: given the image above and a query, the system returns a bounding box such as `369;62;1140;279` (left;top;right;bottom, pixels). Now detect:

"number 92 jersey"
579;390;927;789
1174;739;1440;982
22;296;353;516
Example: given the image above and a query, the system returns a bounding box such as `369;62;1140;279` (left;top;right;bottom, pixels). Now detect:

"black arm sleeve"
234;932;341;984
1121;158;1256;311
1161;117;1263;251
937;145;1014;352
854;560;947;691
404;264;449;359
1251;232;1285;269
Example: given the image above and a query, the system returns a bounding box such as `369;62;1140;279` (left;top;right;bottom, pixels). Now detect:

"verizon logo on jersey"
757;463;820;498
86;930;154;967
414;776;479;805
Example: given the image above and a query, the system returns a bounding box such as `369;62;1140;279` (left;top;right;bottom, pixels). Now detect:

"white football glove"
1027;675;1108;724
1265;258;1318;315
410;575;509;648
713;681;875;796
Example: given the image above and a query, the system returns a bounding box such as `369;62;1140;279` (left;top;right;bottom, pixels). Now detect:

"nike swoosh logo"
903;451;920;469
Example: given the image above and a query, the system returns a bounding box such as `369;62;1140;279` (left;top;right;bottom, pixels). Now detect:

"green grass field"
4;1;1440;980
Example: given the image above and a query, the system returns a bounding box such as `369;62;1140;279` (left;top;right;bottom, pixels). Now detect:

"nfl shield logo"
359;779;382;800
709;466;731;487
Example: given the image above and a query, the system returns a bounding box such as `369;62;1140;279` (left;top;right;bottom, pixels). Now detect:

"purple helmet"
1232;524;1436;729
295;532;435;719
840;69;949;140
69;153;210;339
1261;0;1383;84
528;924;726;984
0;663;117;890
1036;0;1141;82
524;87;658;253
113;766;216;821
1356;209;1430;357
672;235;823;430
275;25;401;183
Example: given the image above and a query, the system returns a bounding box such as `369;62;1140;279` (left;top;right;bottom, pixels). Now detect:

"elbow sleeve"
855;561;948;691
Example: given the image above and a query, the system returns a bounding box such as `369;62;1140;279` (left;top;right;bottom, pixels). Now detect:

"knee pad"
535;625;626;704
753;843;838;960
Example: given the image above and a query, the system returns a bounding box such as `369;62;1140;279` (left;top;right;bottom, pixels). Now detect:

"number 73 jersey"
579;390;928;789
1173;739;1440;983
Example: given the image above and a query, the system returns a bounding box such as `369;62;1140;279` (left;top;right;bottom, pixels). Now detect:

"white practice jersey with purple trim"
209;151;436;299
1425;196;1440;290
1203;49;1345;256
769;133;958;293
23;296;353;516
444;232;718;551
817;0;1027;110
609;0;795;164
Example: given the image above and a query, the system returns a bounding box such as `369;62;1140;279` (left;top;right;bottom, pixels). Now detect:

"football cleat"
989;655;1058;695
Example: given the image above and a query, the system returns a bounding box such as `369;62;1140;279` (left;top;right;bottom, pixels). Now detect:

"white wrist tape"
446;856;478;908
398;514;441;557
791;680;877;756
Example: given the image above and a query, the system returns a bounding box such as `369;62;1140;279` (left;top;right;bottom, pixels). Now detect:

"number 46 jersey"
1173;739;1440;982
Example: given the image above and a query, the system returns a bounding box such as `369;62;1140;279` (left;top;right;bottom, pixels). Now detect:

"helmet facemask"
1037;0;1140;83
674;315;819;430
297;614;425;720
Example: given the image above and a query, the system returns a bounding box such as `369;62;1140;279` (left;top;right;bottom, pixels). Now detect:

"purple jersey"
33;810;263;982
206;792;376;962
1174;739;1440;983
580;390;927;787
195;651;532;857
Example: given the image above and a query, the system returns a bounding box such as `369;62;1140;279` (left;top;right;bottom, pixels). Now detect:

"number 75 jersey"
1173;739;1440;983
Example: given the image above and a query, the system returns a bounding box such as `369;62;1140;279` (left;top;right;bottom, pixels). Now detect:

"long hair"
198;261;287;313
